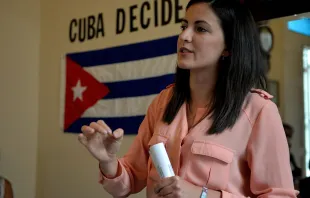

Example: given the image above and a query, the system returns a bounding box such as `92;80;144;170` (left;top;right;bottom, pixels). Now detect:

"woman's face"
177;2;226;70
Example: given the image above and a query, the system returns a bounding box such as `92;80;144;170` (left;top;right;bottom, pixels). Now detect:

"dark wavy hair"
162;0;267;134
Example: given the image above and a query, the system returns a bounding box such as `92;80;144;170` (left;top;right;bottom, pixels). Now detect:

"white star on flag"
72;79;87;101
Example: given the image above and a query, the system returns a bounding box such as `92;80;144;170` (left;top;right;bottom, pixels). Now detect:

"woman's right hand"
78;120;124;163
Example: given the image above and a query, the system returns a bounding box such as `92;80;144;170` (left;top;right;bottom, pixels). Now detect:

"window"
303;46;310;176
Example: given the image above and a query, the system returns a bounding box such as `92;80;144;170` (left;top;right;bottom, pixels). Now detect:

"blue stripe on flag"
66;116;145;135
103;74;175;99
67;35;178;67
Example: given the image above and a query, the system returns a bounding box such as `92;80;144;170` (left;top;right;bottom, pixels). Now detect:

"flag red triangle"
64;56;109;130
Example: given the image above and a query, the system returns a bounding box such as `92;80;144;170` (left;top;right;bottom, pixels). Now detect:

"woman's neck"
189;67;217;110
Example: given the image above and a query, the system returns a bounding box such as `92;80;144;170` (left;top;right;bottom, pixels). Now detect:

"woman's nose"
179;28;193;43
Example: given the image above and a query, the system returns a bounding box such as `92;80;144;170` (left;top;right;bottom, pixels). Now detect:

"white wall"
0;1;40;198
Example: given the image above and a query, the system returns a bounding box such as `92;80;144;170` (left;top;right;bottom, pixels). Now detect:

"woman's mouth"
179;47;193;54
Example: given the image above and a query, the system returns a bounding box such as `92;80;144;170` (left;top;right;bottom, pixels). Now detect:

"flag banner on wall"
60;35;178;134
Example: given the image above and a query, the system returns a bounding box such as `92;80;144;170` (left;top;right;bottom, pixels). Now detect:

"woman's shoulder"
242;88;278;124
162;83;175;95
248;88;274;105
152;83;174;105
146;83;174;115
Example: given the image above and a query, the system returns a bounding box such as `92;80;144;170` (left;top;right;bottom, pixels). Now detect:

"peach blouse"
98;85;298;198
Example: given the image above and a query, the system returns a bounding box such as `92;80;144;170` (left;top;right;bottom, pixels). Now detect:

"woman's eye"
196;27;207;32
180;25;187;30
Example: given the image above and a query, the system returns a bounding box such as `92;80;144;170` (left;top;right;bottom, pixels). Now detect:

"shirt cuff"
98;160;123;183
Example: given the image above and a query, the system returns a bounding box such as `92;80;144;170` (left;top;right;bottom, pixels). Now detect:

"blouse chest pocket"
186;140;235;190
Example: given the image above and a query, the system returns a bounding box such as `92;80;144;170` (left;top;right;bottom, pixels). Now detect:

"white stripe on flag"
83;54;177;83
81;94;157;118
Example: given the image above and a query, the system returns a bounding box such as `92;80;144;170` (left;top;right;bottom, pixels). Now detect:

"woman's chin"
177;62;192;69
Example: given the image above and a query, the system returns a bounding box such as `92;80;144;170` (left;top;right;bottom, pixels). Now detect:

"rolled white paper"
149;142;175;178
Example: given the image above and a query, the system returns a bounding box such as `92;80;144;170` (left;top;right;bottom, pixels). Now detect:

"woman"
78;0;298;197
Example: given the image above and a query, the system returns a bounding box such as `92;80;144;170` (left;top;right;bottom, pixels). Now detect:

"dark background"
246;0;309;21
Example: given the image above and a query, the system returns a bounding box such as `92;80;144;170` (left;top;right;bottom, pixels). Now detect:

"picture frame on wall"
267;80;279;106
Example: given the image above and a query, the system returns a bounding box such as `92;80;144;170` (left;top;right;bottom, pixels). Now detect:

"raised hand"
78;120;124;163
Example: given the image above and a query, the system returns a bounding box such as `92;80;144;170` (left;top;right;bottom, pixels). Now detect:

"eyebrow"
180;19;211;27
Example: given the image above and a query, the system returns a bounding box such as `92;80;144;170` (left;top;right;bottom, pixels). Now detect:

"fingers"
162;193;175;198
80;120;124;142
113;128;124;141
97;120;113;135
78;133;88;146
81;125;95;139
157;185;174;197
80;121;108;144
89;120;111;135
154;176;177;194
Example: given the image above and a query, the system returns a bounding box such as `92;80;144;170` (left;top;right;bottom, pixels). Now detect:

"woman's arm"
98;90;165;197
221;101;298;198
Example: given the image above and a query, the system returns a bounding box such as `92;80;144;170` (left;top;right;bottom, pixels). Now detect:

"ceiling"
244;0;310;21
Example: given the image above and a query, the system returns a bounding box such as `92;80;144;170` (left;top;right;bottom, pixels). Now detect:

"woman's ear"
222;50;230;57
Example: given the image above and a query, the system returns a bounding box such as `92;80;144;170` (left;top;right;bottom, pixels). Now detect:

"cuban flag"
61;35;178;134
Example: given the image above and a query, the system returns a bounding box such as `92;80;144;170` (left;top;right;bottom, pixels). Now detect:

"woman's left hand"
153;176;202;197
